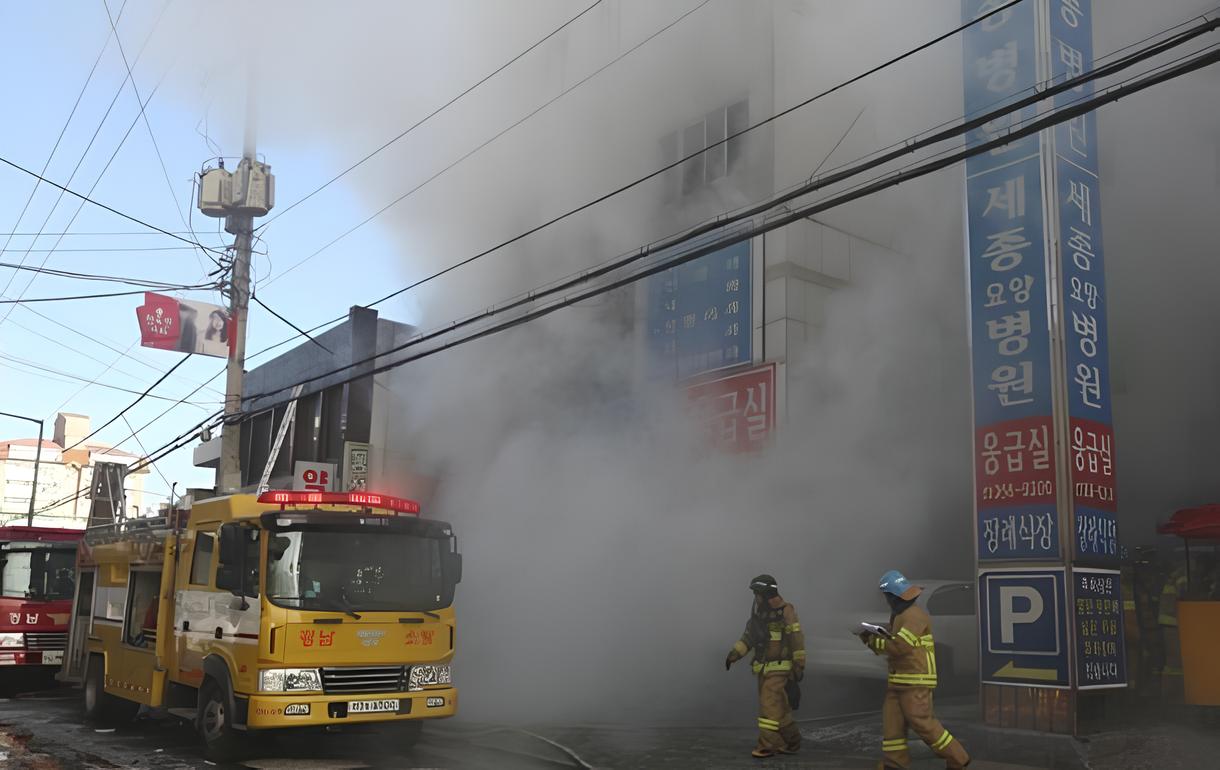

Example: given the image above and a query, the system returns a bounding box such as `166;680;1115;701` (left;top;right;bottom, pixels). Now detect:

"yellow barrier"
1178;601;1220;706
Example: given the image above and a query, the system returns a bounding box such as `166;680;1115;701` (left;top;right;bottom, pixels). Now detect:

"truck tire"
198;678;244;763
82;655;138;724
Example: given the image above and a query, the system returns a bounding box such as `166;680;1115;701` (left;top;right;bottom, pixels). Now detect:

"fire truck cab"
66;490;461;760
0;526;82;674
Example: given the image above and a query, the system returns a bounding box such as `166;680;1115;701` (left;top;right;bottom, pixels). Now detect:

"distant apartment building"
0;412;148;528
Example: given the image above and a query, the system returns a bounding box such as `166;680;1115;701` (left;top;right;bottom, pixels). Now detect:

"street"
3;680;1219;769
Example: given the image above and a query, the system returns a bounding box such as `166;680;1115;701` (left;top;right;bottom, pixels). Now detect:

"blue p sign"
984;573;1062;656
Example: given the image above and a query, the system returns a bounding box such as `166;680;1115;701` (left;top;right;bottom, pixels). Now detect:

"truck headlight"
259;668;322;693
0;633;23;649
408;664;451;691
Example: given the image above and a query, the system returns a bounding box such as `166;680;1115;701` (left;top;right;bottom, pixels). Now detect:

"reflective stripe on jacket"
729;600;806;675
869;604;938;687
1158;573;1187;627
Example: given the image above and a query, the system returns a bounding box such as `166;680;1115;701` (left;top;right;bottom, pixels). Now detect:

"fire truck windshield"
0;543;76;601
266;529;448;613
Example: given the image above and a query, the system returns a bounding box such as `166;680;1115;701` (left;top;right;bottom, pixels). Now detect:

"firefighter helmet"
879;569;922;600
749;574;779;596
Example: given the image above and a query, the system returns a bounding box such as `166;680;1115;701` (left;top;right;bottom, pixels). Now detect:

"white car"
806;580;977;688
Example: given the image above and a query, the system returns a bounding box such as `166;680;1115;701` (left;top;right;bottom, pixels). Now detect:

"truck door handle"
214;627;223;640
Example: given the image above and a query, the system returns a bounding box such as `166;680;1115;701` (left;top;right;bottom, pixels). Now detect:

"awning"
1159;504;1220;540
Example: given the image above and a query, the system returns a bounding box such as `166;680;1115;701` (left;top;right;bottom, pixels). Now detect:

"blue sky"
0;1;429;504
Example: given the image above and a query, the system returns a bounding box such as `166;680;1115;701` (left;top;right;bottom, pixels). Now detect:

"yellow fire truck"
64;490;461;760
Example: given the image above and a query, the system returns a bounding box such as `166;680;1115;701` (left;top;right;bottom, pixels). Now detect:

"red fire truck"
0;526;83;674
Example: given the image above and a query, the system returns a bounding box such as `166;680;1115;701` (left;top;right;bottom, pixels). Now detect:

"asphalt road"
4;677;1217;769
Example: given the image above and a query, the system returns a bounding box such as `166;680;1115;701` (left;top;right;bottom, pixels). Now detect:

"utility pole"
198;154;275;494
0;411;44;525
220;210;253;493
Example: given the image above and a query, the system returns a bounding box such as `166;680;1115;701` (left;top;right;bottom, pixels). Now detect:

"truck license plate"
42;651;63;666
348;699;398;714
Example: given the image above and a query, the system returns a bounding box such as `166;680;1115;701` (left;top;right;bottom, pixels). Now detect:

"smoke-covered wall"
132;0;1220;724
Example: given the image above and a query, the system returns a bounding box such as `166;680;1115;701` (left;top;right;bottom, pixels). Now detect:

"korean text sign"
686;363;775;453
1049;0;1119;564
648;238;751;381
1072;568;1126;688
963;0;1059;560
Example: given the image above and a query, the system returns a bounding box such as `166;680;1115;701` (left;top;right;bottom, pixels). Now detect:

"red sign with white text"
686;363;776;453
974;415;1058;509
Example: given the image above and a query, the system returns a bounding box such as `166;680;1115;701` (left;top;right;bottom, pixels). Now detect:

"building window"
662;98;749;200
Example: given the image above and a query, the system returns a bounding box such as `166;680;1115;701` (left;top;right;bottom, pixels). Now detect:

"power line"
0;0;129;293
121;413;172;492
239;0;1173;399
63;353;192;451
259;0;713;288
0;0;178;323
0;351;217;405
253;0;1022;335
3;316;212;410
0;261;218;288
0;285;216;304
23;8;1217;508
0;154;229;261
11;300;229;397
258;0;605;232
236;39;1220;415
101;0;213;282
234;0;1191;370
0;246;205;253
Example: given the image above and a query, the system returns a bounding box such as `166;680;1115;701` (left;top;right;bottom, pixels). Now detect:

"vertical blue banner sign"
648;236;751;381
962;0;1060;561
1048;0;1120;565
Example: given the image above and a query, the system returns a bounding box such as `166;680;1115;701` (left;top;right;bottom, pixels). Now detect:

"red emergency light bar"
256;490;421;515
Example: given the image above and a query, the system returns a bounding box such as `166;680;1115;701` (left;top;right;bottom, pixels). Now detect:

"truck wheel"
198;678;244;762
83;655;138;724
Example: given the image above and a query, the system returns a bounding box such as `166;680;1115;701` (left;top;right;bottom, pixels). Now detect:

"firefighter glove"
794;665;804;682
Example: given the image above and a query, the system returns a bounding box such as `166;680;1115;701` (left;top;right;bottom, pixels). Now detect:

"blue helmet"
879;570;921;600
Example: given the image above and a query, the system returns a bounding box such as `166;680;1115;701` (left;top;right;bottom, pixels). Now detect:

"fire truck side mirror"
443;552;462;585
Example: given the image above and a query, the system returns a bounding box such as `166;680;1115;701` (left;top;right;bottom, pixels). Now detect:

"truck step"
166;708;196;722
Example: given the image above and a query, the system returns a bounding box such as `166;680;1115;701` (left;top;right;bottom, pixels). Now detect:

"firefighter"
859;570;970;770
1158;563;1188;701
724;574;805;758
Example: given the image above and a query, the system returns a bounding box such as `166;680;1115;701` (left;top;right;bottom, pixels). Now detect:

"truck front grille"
24;632;66;651
320;665;405;695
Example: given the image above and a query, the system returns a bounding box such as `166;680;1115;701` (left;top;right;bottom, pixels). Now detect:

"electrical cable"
233;0;1210;369
258;0;605;233
259;0;714;287
0;0;129;291
0;261;219;288
0;155;230;262
0;284;218;304
63;353;193;452
249;0;1027;341
0;0;180;325
102;0;213;281
9;301;228;399
236;40;1220;416
0;351;217;405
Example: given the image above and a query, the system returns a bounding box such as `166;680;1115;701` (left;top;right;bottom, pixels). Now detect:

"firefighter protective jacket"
729;600;806;676
868;603;938;687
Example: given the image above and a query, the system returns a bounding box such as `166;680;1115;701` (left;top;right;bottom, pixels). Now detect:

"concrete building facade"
0;412;148;528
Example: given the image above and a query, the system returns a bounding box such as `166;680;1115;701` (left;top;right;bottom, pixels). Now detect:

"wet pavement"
2;682;1219;769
